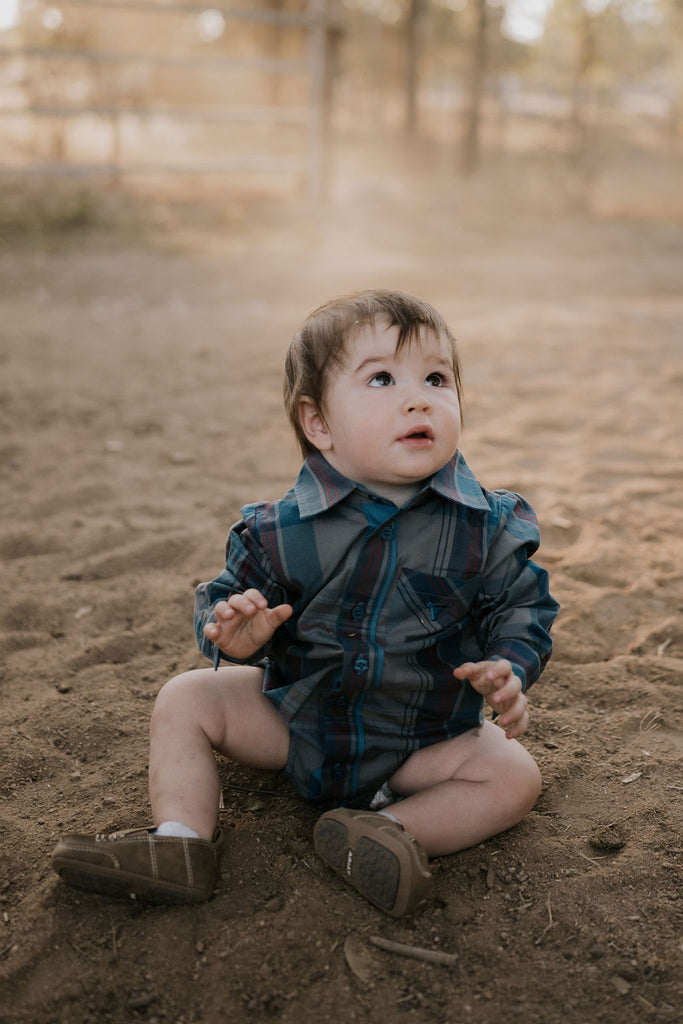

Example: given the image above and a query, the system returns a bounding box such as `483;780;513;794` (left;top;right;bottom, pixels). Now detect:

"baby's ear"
298;397;332;451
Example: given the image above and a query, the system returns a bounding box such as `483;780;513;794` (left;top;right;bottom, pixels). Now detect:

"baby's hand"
453;659;529;739
203;589;293;662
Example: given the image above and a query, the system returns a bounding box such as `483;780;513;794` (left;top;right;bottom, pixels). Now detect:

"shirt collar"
294;452;357;518
294;450;490;518
426;450;491;510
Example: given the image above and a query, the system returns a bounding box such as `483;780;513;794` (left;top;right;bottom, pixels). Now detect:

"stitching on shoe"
59;842;120;869
148;837;158;879
182;839;193;887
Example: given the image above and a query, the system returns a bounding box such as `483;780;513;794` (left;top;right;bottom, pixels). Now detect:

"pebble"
589;824;626;851
125;993;156;1011
611;975;631;996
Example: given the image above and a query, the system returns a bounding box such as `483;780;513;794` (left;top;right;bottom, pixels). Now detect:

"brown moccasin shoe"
51;826;224;904
313;809;432;917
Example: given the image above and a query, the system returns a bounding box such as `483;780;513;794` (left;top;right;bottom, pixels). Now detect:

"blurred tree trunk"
405;0;424;136
269;0;286;104
569;2;595;161
461;0;487;175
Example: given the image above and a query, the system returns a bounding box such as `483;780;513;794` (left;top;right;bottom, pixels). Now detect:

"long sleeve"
194;513;287;667
474;491;559;691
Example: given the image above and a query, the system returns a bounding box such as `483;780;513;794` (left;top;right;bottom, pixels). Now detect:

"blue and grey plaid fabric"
195;451;558;806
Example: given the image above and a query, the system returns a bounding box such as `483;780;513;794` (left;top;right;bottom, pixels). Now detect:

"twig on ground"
369;935;458;966
578;850;605;867
534;895;557;945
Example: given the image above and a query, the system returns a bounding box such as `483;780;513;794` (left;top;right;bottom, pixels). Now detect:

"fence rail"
0;46;309;73
0;155;307;175
55;0;311;28
0;104;310;123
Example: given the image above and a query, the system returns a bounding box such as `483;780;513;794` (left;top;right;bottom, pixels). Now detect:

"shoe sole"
315;817;401;912
314;812;431;917
52;858;209;904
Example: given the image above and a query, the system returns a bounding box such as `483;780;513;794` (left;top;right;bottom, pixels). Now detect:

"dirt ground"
1;157;682;1024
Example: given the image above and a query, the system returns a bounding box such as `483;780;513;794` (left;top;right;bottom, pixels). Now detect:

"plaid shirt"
195;451;558;807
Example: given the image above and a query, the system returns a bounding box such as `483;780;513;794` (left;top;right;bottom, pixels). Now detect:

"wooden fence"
0;0;329;198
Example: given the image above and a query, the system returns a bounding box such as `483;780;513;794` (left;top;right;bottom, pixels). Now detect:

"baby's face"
304;321;461;504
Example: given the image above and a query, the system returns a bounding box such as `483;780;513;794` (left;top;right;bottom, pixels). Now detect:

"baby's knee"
151;669;210;725
507;745;542;815
523;755;542;806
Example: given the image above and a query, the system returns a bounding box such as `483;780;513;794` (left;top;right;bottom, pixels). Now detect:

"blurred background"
0;0;681;227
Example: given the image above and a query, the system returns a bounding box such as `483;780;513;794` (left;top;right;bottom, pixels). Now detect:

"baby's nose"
405;392;432;413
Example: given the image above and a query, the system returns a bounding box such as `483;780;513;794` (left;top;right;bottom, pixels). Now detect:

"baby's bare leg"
149;666;289;840
387;720;541;857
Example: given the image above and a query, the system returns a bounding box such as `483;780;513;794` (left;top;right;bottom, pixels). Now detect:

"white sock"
155;820;200;839
378;809;402;826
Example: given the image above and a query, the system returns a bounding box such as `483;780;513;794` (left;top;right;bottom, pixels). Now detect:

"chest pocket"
394;568;481;642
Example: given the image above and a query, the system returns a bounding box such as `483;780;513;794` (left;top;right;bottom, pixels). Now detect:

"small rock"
550;515;573;529
589;824;626;851
125;992;156;1011
444;900;476;926
611;975;631;996
344;935;374;985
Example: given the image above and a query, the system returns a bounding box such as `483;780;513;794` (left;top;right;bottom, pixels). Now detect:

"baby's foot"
51;825;224;903
313;808;432;917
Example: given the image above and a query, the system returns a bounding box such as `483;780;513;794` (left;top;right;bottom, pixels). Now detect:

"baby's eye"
425;372;448;387
368;371;394;387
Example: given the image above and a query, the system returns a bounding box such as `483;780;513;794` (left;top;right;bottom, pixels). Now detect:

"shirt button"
380;525;394;540
333;763;345;779
336;696;348;711
353;655;369;674
352;602;365;622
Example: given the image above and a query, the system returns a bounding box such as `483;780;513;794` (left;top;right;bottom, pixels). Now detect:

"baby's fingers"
267;603;293;629
498;699;529;739
489;673;522;709
203;620;220;640
454;659;513;697
223;590;268;618
453;661;487;684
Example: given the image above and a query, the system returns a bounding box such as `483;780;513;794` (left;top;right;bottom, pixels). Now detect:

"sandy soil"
1;173;682;1024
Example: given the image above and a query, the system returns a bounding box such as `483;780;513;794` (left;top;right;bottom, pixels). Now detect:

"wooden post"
461;0;487;176
405;0;423;137
308;0;327;203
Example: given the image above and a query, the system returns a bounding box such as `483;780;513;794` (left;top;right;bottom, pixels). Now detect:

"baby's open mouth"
400;427;434;443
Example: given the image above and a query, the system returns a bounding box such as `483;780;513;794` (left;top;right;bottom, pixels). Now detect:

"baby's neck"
359;479;425;507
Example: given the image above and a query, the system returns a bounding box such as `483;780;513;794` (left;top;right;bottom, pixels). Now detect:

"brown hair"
283;289;463;457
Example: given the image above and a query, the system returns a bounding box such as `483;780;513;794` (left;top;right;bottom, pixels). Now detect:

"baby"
52;289;558;917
